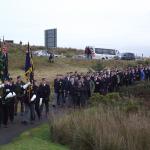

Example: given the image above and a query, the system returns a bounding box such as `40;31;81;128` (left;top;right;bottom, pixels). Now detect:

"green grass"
0;124;68;150
8;46;88;81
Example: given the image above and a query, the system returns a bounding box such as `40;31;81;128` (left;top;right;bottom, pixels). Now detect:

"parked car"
120;53;135;60
33;50;66;58
33;50;50;57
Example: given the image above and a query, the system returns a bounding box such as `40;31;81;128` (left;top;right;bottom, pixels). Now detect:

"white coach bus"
88;47;119;60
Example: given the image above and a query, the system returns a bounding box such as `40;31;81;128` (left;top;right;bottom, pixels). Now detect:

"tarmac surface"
0;114;48;145
0;105;72;146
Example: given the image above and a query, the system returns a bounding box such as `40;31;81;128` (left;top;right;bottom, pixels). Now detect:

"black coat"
94;79;100;93
38;84;50;99
54;79;65;93
30;85;39;104
135;70;140;81
64;78;71;92
15;81;25;97
123;73;130;86
3;84;16;104
144;69;149;80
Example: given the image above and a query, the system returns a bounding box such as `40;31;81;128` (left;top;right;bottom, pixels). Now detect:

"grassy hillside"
8;43;150;82
8;45;88;81
0;124;68;150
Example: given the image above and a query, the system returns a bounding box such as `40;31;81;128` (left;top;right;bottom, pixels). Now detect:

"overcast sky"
0;0;150;56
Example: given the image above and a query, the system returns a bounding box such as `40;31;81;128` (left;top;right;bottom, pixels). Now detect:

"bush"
89;93;105;106
119;81;150;99
89;92;121;106
90;92;141;113
106;92;121;101
50;107;150;150
91;61;104;71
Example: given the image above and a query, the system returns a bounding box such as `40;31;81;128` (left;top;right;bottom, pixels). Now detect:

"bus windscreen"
95;48;116;55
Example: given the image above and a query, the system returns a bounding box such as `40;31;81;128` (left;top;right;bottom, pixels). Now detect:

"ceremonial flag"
2;44;8;55
0;40;4;81
2;38;8;79
25;43;34;82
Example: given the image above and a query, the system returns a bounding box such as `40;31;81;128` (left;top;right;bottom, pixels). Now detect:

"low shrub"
91;61;104;71
89;93;105;106
89;92;142;113
105;92;120;100
119;81;150;99
89;92;121;106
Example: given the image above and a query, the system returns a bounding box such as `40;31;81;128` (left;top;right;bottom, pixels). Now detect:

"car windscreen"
95;48;116;55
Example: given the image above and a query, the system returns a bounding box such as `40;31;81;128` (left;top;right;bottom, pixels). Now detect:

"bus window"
95;48;116;55
95;48;103;54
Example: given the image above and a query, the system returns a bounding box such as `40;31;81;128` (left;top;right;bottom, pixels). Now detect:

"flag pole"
0;38;3;81
30;47;34;85
28;42;31;103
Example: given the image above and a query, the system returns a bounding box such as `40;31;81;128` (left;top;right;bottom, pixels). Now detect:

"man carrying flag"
22;43;36;124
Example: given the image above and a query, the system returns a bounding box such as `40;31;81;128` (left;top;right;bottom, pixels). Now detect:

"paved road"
0;106;71;146
0;114;48;145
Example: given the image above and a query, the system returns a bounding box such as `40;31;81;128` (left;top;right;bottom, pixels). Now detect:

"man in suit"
54;75;64;107
38;78;50;117
15;76;25;116
2;78;16;127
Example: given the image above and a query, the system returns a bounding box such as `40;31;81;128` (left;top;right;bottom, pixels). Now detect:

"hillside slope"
8;45;87;81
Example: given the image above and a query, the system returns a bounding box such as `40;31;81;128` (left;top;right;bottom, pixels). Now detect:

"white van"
88;47;119;60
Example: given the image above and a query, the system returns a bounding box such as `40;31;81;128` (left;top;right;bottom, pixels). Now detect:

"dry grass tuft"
50;107;150;150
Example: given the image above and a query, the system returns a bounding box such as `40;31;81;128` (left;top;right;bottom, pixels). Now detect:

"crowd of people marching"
0;64;150;128
0;77;50;128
